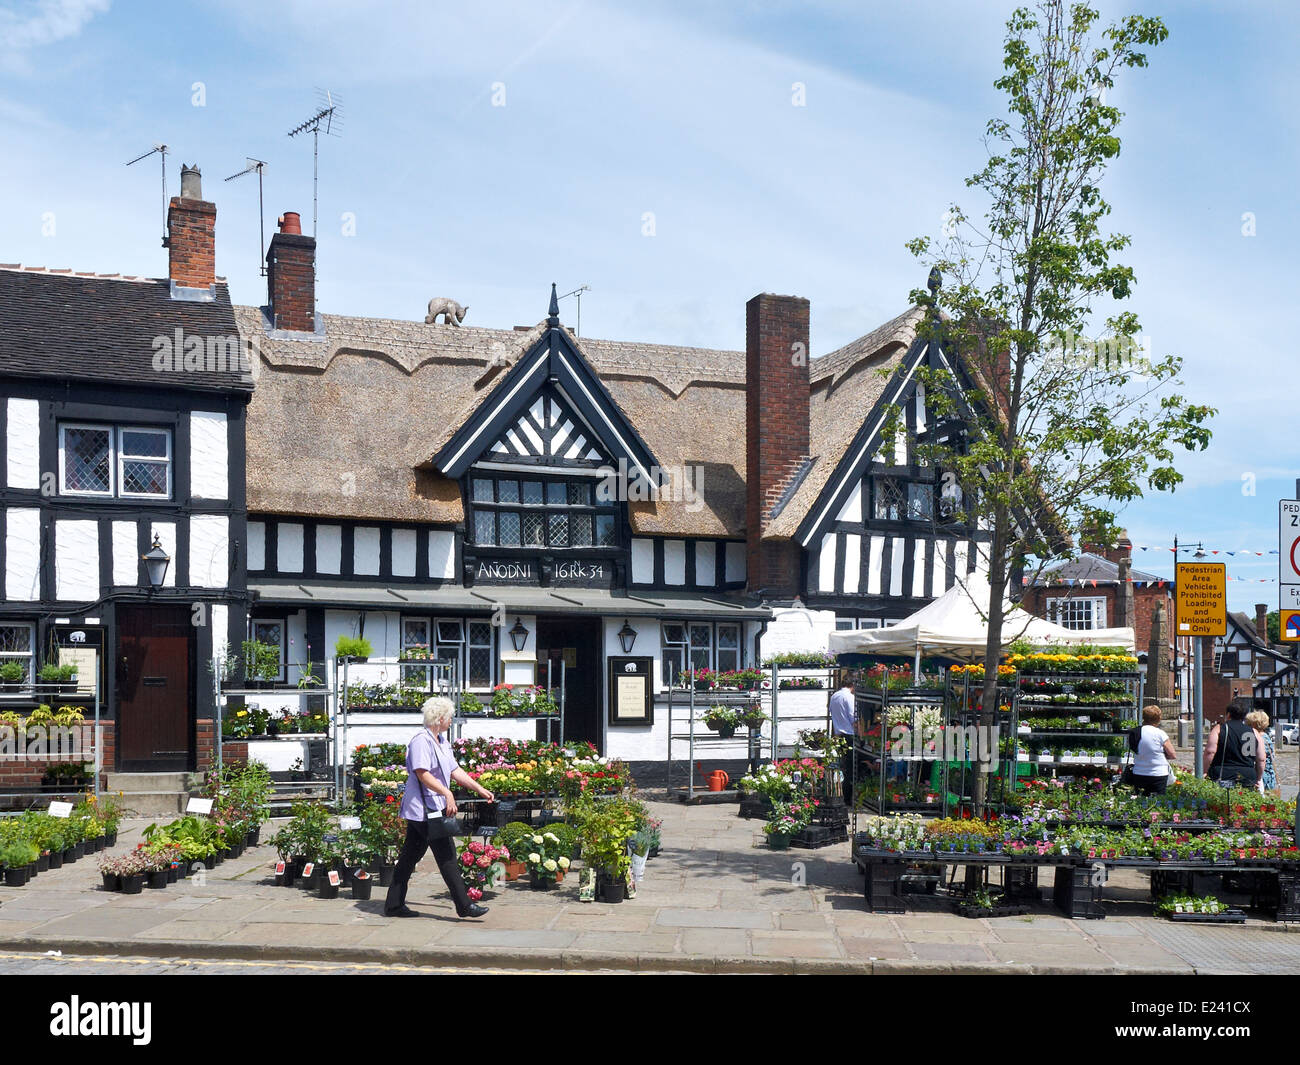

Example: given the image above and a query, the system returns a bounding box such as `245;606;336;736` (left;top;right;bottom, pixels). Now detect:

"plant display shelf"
1168;908;1246;924
666;676;784;802
0;677;104;803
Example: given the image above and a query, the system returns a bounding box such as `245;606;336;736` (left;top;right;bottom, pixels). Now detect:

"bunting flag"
1132;545;1277;556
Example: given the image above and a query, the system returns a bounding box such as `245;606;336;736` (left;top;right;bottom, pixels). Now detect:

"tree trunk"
974;504;1011;815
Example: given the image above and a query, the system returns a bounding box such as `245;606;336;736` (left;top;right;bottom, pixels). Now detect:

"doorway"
117;605;194;771
535;616;603;752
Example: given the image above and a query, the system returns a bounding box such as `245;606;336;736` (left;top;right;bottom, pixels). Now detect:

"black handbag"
419;743;465;839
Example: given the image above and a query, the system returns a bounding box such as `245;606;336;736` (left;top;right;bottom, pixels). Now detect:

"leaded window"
467;473;619;550
59;423;172;499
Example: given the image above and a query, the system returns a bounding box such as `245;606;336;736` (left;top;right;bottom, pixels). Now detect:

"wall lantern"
617;619;638;654
142;532;171;590
509;617;530;653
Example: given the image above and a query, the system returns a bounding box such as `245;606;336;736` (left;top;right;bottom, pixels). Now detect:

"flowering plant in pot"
763;799;818;849
703;706;740;739
679;668;719;692
739;706;768;730
574;798;639;902
495;822;535;880
522;831;570;890
457;838;510;901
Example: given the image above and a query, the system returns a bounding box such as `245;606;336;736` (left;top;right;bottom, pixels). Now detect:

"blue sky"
0;0;1294;611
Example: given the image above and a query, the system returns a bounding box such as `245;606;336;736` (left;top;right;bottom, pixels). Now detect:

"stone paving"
1;799;1298;973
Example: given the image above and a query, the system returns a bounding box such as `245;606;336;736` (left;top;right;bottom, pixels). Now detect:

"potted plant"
764;799;817;850
703;706;740;739
351;869;373;900
0;661;23;692
457;837;510;900
334;635;373;663
495;821;535;881
739;706;768;731
36;663;63;692
523;831;568;891
576;799;640;903
628;827;653;884
240;639;281;688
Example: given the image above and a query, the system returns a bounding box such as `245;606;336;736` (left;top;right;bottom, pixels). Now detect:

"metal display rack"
0;678;104;806
851;677;947;833
667;665;835;802
1009;668;1144;781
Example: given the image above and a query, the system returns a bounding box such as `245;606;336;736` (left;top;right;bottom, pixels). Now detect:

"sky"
0;0;1295;611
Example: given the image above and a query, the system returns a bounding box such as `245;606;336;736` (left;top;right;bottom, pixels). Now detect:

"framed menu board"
607;657;653;726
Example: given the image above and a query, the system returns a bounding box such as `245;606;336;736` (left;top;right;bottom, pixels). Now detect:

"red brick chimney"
166;164;216;290
1256;603;1269;644
266;211;315;332
745;293;810;600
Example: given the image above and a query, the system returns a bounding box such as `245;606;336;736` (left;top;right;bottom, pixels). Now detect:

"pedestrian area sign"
1282;500;1300;610
1280;609;1300;643
1175;562;1227;637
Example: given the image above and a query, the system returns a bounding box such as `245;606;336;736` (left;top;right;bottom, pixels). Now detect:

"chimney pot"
179;164;203;201
279;212;302;235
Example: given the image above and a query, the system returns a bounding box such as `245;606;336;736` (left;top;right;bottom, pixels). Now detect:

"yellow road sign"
1175;562;1227;637
1281;609;1300;643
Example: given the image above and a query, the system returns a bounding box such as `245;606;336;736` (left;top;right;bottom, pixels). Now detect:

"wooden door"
117;606;193;770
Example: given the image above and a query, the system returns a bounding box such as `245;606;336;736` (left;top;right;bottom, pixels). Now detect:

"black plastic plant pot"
101;873;121;892
597;874;625;904
62;847;76;864
120;874;144;895
246;828;259;847
47;851;63;870
318;877;341;900
166;865;178;884
4;867;24;888
36;853;49;873
378;864;394;887
352;875;373;901
146;870;168;889
105;831;117;847
72;842;85;859
203;855;216;870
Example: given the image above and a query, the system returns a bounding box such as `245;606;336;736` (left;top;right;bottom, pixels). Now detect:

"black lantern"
616;619;637;654
142;533;171;590
508;617;529;653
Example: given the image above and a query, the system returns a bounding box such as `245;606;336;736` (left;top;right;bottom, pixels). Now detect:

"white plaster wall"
54;520;98;601
247;521;266;571
725;542;746;584
818;533;836;592
695;544;716;587
190;515;229;588
6;399;39;490
843;533;861;594
759;606;837;659
210;603;229;664
391;528;416;577
630;539;654;583
837;479;862;523
286;610;308;684
316;525;342;575
189;411;228;500
354;527;380;576
278;523;304;573
663;540;686;585
112;521;138;586
428;530;455;580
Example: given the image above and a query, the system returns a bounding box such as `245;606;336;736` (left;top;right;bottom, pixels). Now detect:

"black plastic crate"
1052;864;1105;919
1004;865;1041;901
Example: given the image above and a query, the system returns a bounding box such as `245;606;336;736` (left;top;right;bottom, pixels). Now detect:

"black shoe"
384;905;419;918
457;903;489;919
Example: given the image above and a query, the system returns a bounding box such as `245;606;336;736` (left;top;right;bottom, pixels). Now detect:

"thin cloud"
0;0;109;73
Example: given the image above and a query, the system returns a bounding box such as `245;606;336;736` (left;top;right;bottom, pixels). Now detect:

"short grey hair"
422;696;455;733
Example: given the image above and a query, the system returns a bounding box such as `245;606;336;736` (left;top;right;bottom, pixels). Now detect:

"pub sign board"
608;657;654;726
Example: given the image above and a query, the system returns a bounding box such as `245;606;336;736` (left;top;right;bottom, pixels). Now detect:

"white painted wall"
112;521;137;586
725;542;746;584
428;530;455;580
247;521;266;571
818;533;835;592
316;525;342;575
759;606;837;660
391;528;416;577
837;479;862;523
6;508;41;600
190;515;229;588
189;411;228;499
54;519;98;601
630;538;654;583
278;523;304;573
867;535;884;595
286;609;308;684
695;544;716;586
931;539;949;597
354;527;380;576
5;399;39;490
843;533;861;594
663;540;685;585
211;603;230;664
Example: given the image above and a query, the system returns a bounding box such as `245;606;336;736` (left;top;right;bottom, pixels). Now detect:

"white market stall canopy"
827;574;1135;661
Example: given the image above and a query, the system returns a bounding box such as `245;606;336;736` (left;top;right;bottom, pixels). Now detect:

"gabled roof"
0;266;251;393
764;307;924;542
1030;552;1163;586
238;306;748;534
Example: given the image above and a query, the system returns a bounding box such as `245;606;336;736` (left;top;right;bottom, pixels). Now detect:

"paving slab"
678;928;751;955
840;937;913;960
909;943;994;963
654;908;771;929
750;934;842;959
573;931;679;954
438;928;578;950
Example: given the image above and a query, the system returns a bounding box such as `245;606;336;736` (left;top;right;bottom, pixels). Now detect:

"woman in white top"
1129;704;1177;795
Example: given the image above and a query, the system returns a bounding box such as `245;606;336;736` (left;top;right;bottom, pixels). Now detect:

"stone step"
109;791;189;817
105;772;190;792
104;772;193;817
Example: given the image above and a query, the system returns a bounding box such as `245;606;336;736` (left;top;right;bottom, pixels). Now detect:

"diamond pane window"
594;514;616;546
548;513;569;547
547;482;566;505
497;480;519;503
498;512;521;547
122;460;168;496
474;511;496;545
471;478;494;502
0;623;34;684
570;514;593;547
567;482;590;506
468;621;493;688
522;513;546;547
873;477;905;521
521;481;544;505
118;428;170;498
62;426;111;494
120;430;167;457
907;482;933;521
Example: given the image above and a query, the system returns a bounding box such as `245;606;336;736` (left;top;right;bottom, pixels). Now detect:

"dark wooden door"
117;606;193;770
536;617;602;752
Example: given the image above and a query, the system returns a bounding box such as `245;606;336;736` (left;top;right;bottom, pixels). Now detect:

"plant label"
302;862;314;877
186;797;214;815
339;816;361;831
49;801;72;818
323;833;339;843
275;861;286;875
328;871;340;887
499;800;516;812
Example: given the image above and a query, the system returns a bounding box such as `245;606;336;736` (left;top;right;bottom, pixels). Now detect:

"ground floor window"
0;623;35;683
661;621;744;685
397;617;496;690
248;619;286;682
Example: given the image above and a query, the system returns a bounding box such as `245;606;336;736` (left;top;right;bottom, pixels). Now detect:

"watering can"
707;769;730;792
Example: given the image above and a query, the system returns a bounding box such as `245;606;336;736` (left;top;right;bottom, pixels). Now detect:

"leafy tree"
901;2;1214;806
1267;611;1279;645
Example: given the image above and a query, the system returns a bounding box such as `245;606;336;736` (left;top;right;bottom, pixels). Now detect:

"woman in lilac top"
384;696;495;919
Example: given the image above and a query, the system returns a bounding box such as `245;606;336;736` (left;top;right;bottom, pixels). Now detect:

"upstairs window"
1046;596;1106;631
468;474;618;550
59;424;172;500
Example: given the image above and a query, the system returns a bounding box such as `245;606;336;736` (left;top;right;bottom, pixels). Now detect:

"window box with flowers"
678;668;719;692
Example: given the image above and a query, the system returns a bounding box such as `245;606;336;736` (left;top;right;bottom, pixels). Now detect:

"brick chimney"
1256;602;1269;644
745;293;810;600
166;164;216;291
266;211;315;332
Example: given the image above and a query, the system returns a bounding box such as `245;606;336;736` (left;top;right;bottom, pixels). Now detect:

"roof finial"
927;267;941;300
547;282;559;325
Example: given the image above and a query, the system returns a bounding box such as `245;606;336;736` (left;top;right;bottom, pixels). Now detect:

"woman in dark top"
1203;703;1265;789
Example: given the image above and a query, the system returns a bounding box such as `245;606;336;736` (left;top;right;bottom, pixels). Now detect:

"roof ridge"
0;264;222;285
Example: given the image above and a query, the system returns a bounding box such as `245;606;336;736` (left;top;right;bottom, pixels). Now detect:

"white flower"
557;856;570;869
527;852;540;863
543;832;558;843
543;859;557;872
531;834;543;844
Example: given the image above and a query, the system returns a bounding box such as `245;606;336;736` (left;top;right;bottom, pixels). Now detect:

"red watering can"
707;770;730;792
